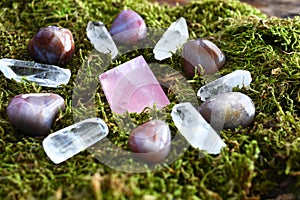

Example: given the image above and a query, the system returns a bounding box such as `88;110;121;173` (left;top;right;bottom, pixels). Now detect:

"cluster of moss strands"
0;0;300;199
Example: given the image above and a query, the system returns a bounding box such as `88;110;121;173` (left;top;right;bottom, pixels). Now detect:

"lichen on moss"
0;0;299;199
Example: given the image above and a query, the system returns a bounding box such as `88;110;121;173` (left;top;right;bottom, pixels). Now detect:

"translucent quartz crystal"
0;58;71;87
199;92;255;130
6;93;65;136
171;102;226;154
197;70;252;101
43;118;109;164
86;21;118;59
99;55;170;114
153;17;189;61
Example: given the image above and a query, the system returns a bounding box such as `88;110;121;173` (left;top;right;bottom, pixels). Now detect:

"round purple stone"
198;92;255;130
6;93;65;136
182;38;225;78
28;26;75;66
109;10;147;45
129;119;171;163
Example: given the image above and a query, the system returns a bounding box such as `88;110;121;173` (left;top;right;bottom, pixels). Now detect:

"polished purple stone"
6;93;65;136
99;55;170;114
109;10;147;45
129;120;171;163
182;38;225;78
28;26;75;66
198;92;255;130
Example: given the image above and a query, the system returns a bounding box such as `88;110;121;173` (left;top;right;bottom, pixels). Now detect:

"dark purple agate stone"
28;26;75;66
182;38;225;78
6;93;65;136
198;92;255;130
109;10;147;45
129;119;171;163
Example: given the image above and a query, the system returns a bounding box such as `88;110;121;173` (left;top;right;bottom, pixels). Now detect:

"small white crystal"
197;70;252;101
42;118;109;164
86;21;118;59
153;17;189;61
171;102;226;154
0;58;71;87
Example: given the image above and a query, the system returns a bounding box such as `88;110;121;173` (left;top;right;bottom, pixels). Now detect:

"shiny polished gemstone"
129;119;171;163
86;21;118;59
197;70;252;101
109;10;147;45
99;55;170;114
43;118;109;164
28;26;75;66
6;93;65;136
198;92;255;130
154;17;189;61
182;38;225;78
171;102;226;154
0;58;71;87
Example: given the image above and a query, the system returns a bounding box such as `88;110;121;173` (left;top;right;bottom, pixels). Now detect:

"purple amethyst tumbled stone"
109;10;147;45
129;120;171;163
182;38;225;78
6;93;65;136
28;26;75;66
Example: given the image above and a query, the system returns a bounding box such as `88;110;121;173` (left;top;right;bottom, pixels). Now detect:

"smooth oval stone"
109;10;147;45
198;92;255;130
6;93;65;136
129;119;171;163
28;26;75;66
182;38;225;78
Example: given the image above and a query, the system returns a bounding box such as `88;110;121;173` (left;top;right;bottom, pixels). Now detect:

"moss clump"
0;0;299;199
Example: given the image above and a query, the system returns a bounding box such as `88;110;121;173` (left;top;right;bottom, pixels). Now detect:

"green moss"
0;0;300;199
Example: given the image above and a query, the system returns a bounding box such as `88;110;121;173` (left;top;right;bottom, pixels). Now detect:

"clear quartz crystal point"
42;118;109;164
153;17;189;61
171;102;226;154
0;58;71;87
86;21;118;59
197;70;252;101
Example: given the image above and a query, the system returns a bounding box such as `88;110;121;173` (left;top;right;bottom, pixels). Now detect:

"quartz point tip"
153;17;189;61
171;102;226;154
86;21;118;59
197;70;252;101
0;58;71;87
42;118;109;164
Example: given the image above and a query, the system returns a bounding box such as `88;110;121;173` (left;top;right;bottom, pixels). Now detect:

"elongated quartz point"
43;118;109;164
86;21;118;59
153;17;189;61
0;58;71;87
197;70;252;101
99;55;170;114
171;102;226;154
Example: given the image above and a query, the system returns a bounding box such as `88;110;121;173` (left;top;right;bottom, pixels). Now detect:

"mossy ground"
0;0;300;199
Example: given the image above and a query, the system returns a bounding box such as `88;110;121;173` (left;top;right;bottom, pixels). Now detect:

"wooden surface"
153;0;300;18
240;0;300;18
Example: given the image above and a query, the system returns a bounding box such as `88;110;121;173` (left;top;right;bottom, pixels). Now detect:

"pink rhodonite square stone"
99;55;170;114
